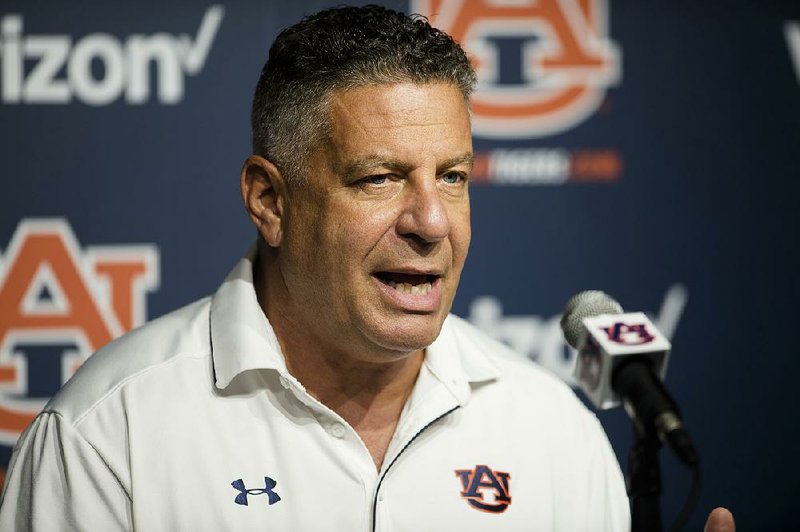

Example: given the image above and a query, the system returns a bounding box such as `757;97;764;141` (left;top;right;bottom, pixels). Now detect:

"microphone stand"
628;421;663;532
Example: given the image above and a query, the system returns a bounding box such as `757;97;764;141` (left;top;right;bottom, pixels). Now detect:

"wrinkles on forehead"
297;82;473;192
330;82;464;128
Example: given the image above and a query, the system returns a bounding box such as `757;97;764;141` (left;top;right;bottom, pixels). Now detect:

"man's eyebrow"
438;153;474;172
339;155;414;179
340;153;474;179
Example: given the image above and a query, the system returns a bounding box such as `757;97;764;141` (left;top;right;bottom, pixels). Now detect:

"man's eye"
365;175;388;185
441;172;465;184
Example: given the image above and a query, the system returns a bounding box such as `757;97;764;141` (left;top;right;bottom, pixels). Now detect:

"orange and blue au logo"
0;218;159;464
455;465;512;513
603;322;655;345
413;0;623;185
413;0;620;139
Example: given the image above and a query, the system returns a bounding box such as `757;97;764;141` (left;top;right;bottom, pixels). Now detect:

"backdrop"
1;0;798;528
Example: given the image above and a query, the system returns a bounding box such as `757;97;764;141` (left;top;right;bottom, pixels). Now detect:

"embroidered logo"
231;477;281;506
455;465;512;513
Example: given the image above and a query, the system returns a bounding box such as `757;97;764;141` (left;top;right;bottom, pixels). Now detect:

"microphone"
560;291;698;467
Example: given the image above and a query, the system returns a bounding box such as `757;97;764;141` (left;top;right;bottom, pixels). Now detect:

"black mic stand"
628;421;663;532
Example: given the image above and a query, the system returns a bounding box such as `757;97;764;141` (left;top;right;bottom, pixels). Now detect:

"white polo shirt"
0;252;630;531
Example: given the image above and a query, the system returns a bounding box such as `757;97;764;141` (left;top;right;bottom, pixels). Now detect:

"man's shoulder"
445;314;609;446
47;297;213;421
445;314;590;415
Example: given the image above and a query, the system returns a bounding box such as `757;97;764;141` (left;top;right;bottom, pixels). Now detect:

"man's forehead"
327;82;468;122
309;82;473;176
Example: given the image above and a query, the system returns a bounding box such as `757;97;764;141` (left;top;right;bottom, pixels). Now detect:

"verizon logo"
0;5;223;105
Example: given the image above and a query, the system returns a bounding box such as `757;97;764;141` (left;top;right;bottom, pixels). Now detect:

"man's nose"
396;179;451;244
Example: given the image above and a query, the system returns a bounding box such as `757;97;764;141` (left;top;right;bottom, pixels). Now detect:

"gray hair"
250;5;477;186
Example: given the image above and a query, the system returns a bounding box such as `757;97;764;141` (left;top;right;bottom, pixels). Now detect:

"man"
0;5;729;531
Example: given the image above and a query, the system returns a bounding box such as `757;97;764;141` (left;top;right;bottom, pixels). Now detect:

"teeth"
386;280;433;294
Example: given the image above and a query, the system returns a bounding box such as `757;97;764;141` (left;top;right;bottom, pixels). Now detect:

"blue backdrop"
1;1;798;529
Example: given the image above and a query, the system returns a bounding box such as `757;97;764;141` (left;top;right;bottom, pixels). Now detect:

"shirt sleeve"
0;411;131;531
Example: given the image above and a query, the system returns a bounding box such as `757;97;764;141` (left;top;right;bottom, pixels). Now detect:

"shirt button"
327;422;346;438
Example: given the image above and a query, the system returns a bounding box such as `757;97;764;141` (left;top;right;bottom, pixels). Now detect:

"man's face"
277;82;472;362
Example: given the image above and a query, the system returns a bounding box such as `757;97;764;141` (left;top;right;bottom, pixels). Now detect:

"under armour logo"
231;477;281;506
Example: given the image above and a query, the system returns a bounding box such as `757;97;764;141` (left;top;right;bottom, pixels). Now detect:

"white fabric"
0;252;630;531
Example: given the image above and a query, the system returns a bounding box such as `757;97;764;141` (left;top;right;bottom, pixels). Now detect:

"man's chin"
365;314;447;356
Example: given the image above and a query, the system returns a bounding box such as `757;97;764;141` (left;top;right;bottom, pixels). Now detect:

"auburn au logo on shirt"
455;465;512;513
0;218;159;450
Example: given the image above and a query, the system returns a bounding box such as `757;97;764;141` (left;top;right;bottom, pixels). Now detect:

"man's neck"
255;254;424;469
285;332;425;470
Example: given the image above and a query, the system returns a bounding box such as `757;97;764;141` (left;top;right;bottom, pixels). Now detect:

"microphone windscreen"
560;290;624;349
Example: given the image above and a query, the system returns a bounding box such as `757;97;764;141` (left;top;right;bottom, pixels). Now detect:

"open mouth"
374;271;440;295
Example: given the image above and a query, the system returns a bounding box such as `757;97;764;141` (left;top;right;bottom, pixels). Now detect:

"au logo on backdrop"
413;0;622;184
0;219;159;451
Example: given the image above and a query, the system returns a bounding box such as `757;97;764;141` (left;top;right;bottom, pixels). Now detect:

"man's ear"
240;155;286;247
